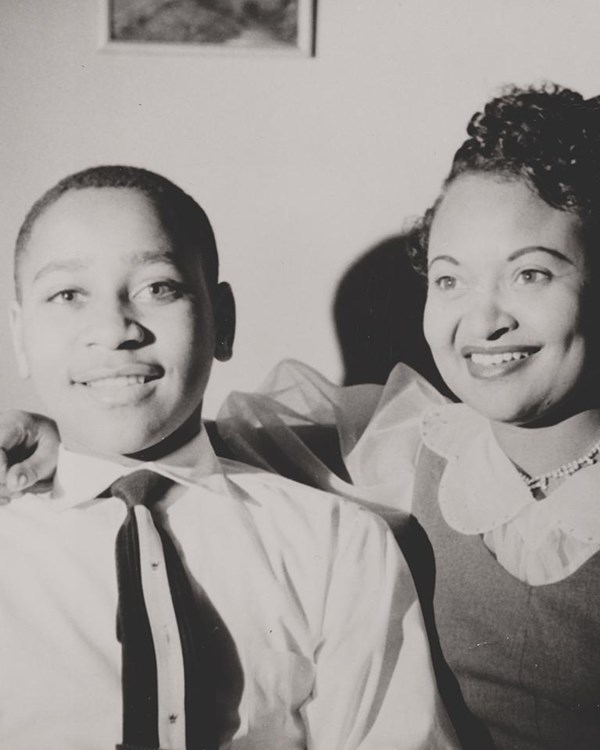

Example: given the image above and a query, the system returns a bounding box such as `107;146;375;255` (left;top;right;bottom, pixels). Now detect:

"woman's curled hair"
408;83;600;276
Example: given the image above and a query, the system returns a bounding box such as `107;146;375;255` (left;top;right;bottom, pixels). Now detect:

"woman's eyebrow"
427;254;459;271
508;246;574;264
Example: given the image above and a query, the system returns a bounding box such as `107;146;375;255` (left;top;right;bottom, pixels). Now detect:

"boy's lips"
72;365;164;405
461;345;540;379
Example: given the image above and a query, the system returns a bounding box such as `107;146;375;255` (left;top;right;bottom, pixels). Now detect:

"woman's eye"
136;281;182;301
515;269;551;285
433;275;459;291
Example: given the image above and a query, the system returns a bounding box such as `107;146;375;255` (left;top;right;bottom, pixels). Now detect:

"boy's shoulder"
208;459;408;615
217;455;394;547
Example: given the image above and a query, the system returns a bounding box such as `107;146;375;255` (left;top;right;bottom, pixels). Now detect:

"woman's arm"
0;411;59;495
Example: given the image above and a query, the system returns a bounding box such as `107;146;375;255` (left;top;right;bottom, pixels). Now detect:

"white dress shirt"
0;428;456;749
218;359;600;586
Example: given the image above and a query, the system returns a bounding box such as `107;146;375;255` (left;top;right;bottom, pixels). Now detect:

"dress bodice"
413;445;600;750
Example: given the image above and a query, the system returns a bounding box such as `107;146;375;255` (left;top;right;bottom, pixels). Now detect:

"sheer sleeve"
346;363;448;510
216;359;448;513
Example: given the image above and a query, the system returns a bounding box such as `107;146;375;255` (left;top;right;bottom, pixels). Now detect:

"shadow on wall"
334;233;452;397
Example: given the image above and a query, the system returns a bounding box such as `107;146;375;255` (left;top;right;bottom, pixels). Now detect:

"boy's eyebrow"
33;250;177;283
507;246;574;264
131;249;177;266
33;258;89;282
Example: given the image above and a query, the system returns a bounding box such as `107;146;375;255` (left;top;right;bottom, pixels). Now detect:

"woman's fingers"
0;411;59;495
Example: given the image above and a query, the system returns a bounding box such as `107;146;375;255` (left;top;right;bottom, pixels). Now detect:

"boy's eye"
48;289;84;304
515;268;551;285
135;280;182;302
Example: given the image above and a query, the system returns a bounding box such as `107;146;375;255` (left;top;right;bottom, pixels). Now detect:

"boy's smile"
72;364;163;407
11;187;230;457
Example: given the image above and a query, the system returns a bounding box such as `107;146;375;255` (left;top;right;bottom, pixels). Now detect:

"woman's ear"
9;302;30;379
214;282;236;362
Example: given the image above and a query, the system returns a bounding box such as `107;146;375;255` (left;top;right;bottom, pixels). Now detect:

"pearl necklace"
518;436;600;493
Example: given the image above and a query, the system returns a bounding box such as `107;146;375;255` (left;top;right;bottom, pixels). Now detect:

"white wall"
1;0;600;416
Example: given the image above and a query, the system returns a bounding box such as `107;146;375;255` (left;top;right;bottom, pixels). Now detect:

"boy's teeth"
470;351;531;366
86;375;147;388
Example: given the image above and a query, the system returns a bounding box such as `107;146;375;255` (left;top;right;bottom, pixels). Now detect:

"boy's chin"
62;431;161;459
61;417;201;461
126;418;202;461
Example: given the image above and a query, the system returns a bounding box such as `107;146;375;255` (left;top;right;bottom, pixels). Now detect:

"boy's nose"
463;292;518;341
82;303;147;349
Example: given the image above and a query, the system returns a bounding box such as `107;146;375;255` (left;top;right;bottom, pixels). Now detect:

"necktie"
112;469;220;750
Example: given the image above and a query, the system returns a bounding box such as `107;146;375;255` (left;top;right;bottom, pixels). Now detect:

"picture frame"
99;0;316;57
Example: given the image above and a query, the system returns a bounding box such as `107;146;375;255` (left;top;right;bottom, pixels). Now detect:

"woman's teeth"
470;351;531;366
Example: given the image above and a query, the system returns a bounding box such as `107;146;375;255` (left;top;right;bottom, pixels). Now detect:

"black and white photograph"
1;1;599;748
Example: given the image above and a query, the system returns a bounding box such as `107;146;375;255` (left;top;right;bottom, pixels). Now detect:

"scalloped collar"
420;403;600;543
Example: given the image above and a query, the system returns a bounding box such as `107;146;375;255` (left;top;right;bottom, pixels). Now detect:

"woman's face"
423;173;592;426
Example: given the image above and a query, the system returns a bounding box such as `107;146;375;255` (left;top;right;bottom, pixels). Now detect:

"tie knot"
110;469;175;510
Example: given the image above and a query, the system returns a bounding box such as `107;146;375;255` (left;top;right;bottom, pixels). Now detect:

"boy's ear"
214;282;235;362
9;302;30;379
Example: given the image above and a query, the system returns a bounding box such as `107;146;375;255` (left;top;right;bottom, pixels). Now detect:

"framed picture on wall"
100;0;316;57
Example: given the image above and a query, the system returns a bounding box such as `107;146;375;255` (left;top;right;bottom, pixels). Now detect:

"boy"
2;165;457;748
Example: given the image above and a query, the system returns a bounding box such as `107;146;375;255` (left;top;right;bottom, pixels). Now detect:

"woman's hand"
0;411;59;496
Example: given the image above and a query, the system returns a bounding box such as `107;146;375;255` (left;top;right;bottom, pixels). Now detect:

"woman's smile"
463;345;539;379
424;173;589;426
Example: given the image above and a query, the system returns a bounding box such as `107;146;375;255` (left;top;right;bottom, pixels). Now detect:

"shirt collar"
52;428;224;509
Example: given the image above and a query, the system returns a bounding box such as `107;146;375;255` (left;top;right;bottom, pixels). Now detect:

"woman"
4;84;600;748
399;84;600;749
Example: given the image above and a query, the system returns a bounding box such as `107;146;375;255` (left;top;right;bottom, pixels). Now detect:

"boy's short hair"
14;165;219;298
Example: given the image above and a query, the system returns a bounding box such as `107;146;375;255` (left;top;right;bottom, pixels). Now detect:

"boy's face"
12;187;230;456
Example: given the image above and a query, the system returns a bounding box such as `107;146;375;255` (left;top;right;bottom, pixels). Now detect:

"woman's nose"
462;290;518;341
81;299;147;349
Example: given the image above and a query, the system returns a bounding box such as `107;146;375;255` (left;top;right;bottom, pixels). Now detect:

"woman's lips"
470;350;531;366
461;346;540;379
